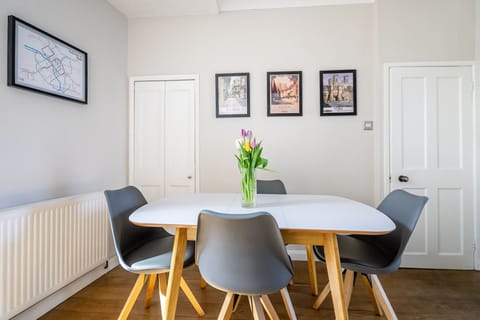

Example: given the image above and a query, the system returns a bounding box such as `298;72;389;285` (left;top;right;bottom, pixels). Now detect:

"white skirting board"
287;244;309;261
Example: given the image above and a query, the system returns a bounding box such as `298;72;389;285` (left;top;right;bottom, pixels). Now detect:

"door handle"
398;175;409;183
187;176;192;180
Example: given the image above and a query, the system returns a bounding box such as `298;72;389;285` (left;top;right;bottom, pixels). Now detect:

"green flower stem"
241;167;256;207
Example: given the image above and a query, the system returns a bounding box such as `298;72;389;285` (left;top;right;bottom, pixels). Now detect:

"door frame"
128;74;200;192
382;61;478;270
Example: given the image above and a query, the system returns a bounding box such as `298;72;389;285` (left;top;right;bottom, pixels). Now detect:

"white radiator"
0;192;110;320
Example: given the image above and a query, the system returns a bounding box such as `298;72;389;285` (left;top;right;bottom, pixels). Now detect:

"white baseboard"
11;256;119;320
287;244;308;261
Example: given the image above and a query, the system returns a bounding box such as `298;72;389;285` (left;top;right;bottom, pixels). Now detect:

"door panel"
134;81;166;201
399;77;426;169
437;78;461;169
437;188;463;254
389;65;474;269
164;81;195;196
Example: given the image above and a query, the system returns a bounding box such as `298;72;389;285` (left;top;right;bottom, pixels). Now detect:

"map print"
15;22;86;101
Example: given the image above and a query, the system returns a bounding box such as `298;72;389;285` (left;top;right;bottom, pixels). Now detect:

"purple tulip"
251;138;258;148
241;128;247;137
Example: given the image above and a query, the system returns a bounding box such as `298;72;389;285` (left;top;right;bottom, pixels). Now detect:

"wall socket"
364;121;373;130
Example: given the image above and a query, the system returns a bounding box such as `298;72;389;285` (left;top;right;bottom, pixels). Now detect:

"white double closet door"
129;76;198;202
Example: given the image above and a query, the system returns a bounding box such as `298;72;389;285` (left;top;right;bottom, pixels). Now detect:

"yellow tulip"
245;140;251;152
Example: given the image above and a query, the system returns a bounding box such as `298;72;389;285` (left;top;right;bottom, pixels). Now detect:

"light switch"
364;121;373;131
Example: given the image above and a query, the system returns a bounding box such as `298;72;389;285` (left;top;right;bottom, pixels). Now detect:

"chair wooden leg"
232;294;242;312
279;287;297;320
118;273;146;320
312;283;331;310
158;273;168;320
250;296;266;320
361;274;383;316
371;274;398;320
199;276;208;289
260;295;280;320
218;292;235;320
305;245;319;296
144;274;157;308
343;270;355;309
180;277;205;316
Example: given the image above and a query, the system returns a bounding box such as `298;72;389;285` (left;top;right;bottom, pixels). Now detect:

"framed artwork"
267;71;302;116
320;69;356;116
7;15;88;104
216;73;250;117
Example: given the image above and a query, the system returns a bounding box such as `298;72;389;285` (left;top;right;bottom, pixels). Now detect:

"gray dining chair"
104;186;204;319
312;189;428;320
196;210;297;320
257;179;287;194
257;179;319;296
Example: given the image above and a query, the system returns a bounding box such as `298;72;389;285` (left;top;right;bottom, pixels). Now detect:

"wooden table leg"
305;245;319;295
164;227;188;320
323;233;349;320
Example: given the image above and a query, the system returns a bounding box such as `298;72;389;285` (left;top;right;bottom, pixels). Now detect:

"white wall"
129;5;377;204
0;0;128;209
377;0;475;63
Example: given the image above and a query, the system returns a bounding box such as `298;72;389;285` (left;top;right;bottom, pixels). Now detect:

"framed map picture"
215;73;250;117
7;15;88;104
267;71;302;116
320;69;356;116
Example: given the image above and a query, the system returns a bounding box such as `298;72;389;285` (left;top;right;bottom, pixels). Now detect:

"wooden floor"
41;261;480;319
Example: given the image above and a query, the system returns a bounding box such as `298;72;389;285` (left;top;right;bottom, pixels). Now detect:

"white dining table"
130;193;395;320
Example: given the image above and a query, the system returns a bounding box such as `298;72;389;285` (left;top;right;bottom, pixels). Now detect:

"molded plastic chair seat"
312;189;428;320
196;210;297;319
200;244;292;296
314;235;395;273
104;186;204;319
123;238;195;273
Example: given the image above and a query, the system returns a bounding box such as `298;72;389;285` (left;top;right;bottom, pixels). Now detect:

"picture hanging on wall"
267;71;302;116
320;69;356;116
215;73;250;117
7;15;88;104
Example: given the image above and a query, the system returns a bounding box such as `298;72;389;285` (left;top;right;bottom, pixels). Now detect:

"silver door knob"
187;176;192;180
398;175;409;182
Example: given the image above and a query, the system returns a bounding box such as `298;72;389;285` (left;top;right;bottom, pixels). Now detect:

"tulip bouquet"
235;129;268;207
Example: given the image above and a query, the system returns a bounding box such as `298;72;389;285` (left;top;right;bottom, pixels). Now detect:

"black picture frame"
267;71;302;116
320;69;356;116
7;15;88;104
215;73;250;118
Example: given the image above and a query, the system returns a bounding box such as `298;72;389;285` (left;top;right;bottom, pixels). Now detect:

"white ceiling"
107;0;374;19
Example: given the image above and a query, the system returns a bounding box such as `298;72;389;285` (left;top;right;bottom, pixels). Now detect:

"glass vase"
241;167;256;208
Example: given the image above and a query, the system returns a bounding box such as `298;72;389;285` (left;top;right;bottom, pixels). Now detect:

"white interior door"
131;77;197;202
388;65;475;269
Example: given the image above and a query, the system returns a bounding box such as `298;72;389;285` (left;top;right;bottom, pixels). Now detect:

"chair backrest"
195;210;294;295
104;186;170;266
374;189;428;265
257;179;287;194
